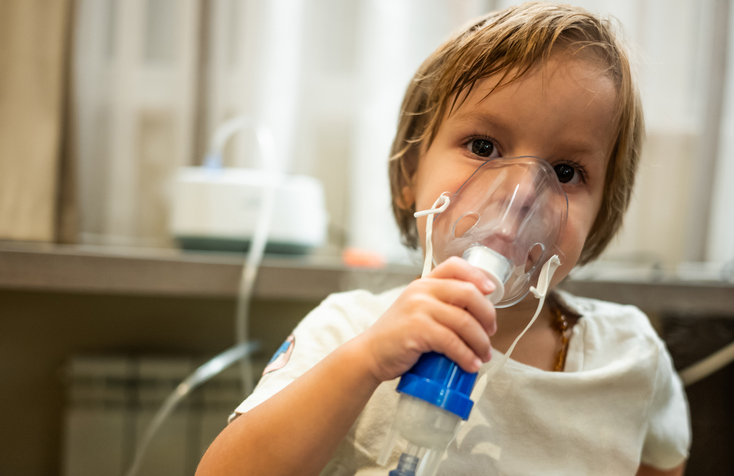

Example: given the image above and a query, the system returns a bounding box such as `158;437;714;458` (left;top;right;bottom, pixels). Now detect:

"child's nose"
479;167;541;237
497;168;540;215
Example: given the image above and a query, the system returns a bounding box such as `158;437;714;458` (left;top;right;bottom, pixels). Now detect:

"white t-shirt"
233;287;690;475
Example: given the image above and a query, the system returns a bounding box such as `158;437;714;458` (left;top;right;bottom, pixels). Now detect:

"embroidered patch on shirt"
263;334;295;375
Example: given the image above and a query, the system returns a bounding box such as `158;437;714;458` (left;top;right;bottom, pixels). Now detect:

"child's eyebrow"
555;144;605;161
449;110;511;134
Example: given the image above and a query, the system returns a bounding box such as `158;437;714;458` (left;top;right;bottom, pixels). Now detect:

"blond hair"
388;2;643;265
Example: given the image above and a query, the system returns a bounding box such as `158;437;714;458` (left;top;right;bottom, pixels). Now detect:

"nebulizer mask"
379;157;568;476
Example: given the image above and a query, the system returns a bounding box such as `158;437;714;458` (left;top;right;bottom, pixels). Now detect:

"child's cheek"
555;225;587;281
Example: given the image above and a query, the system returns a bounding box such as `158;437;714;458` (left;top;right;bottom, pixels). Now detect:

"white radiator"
61;355;243;476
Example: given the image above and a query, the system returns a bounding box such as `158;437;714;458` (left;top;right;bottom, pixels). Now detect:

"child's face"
408;55;617;288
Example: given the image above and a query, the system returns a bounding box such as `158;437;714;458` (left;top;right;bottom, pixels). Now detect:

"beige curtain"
0;0;73;241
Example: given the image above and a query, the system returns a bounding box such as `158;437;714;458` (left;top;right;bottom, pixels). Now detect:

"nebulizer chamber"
380;157;567;476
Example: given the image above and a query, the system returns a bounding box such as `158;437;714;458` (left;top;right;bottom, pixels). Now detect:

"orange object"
341;247;386;269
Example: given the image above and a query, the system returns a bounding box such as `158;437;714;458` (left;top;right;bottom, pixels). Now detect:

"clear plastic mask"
430;157;568;307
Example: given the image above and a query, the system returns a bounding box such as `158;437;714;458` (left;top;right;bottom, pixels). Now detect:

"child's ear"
397;185;415;210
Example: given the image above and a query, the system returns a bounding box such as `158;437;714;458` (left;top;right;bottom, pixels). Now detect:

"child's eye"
553;163;583;185
467;138;500;159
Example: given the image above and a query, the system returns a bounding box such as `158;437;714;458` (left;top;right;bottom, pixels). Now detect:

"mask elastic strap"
470;255;562;399
414;193;451;278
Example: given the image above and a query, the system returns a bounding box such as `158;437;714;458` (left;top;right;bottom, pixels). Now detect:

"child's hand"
354;257;497;383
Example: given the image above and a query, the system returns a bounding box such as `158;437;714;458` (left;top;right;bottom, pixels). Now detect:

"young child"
198;3;690;475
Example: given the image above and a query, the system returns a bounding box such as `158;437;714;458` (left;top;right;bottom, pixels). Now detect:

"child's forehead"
434;57;618;161
447;54;615;115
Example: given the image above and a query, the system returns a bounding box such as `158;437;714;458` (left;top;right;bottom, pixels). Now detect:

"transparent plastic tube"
123;342;260;476
235;156;278;394
203;115;281;396
679;340;734;386
125;117;280;475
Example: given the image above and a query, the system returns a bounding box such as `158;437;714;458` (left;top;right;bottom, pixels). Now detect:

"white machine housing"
170;167;328;253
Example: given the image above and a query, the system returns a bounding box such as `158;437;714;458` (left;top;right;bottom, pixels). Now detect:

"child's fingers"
429;256;496;295
424;318;485;373
426;278;497;336
430;300;492;362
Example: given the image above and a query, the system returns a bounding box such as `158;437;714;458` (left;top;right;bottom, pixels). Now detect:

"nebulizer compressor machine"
380;157;568;476
170;116;328;254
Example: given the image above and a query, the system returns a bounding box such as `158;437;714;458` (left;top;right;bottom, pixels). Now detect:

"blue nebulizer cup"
380;157;568;476
377;352;477;475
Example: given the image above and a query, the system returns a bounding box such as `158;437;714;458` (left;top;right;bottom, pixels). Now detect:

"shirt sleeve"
640;340;691;469
230;290;377;419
